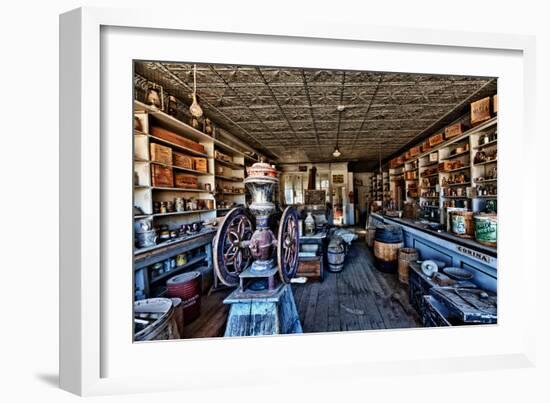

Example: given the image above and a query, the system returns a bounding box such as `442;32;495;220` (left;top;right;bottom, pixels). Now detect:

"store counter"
369;213;497;293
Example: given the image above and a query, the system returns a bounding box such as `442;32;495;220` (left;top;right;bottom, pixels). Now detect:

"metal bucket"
134;298;180;341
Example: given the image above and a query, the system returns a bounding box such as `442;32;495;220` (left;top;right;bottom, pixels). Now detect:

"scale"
213;161;302;336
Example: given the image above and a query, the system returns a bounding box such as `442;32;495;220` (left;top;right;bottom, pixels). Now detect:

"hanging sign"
332;174;344;184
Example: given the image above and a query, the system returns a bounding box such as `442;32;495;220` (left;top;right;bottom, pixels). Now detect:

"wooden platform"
183;240;421;338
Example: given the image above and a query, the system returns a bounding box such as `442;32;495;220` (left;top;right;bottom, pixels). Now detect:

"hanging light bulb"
189;64;203;118
332;146;341;158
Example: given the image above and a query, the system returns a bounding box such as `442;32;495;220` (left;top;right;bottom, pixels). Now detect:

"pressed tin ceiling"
135;62;497;167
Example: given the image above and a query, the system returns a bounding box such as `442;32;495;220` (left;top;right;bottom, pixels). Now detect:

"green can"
474;214;497;247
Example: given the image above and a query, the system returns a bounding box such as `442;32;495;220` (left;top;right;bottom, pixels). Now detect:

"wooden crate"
174;173;198;189
149;143;173;165
470;96;491;125
193;157;208;172
150;126;206;154
151;164;173;187
444;123;464;139
429;132;444;146
409;146;420;157
396;156;405;165
421;140;431;153
438;161;454;172
173;152;193;170
297;257;322;280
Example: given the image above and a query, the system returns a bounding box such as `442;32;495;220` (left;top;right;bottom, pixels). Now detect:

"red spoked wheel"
277;206;300;283
213;207;255;286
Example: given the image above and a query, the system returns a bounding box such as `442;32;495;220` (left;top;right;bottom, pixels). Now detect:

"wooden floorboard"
184;239;421;338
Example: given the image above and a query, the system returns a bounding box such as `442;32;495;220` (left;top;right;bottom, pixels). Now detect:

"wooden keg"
474;213;497;247
450;211;474;238
166;271;201;325
374;225;404;273
170;297;184;338
134;298;180;341
366;226;376;248
398;248;418;285
327;240;345;272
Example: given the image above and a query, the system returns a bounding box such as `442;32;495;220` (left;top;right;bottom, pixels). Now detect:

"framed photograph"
60;7;536;396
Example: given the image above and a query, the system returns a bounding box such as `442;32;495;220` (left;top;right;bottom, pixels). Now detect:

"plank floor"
185;240;421;338
292;241;421;333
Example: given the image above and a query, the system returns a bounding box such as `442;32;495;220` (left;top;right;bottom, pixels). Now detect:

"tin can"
175;197;185;212
166;201;174;213
205;183;212;192
153;201;161;214
176;254;187;266
160;201;168;214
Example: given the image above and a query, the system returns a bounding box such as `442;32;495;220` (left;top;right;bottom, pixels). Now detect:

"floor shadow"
35;373;59;388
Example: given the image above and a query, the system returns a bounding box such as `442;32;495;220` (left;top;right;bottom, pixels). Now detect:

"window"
283;172;331;205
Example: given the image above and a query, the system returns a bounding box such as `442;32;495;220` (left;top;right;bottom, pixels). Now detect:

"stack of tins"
166;271;201;325
366;226;376;248
398;248;418;285
134;298;180;341
373;225;404;273
474;213;497;247
450;211;474;238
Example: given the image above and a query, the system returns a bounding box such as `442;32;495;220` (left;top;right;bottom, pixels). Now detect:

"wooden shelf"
133;210;215;219
442;166;470;173
214;158;244;169
421;173;439;178
442;182;471;187
475;195;498;199
473;159;497;167
149;254;207;284
474;139;498;150
442;196;471;199
420;196;439;199
153;210;215;217
151;187;212;193
442;150;470;160
216;175;243;182
474;178;497;184
420;161;438;168
217;192;245;196
147;160;212;176
417;117;497;159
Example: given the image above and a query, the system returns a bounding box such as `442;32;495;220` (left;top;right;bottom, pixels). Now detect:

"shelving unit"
385;116;497;224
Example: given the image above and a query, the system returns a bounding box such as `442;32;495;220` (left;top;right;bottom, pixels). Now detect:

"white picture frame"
60;7;537;396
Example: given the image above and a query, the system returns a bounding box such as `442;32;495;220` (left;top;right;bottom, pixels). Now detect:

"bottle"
304;212;315;235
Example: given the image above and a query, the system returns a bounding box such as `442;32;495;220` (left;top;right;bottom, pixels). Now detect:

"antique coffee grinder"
213;161;302;336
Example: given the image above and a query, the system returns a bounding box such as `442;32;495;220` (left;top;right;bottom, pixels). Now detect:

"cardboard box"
149;143;173;165
493;95;498;114
409;146;420;157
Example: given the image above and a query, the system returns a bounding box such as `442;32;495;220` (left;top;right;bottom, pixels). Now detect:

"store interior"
133;61;498;341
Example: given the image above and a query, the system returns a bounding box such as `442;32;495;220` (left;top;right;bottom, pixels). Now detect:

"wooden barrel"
374;225;403;273
450;211;474;238
398;248;418;285
327;241;345;272
474;213;497;247
134;298;180;341
166;271;201;325
366;226;376;248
